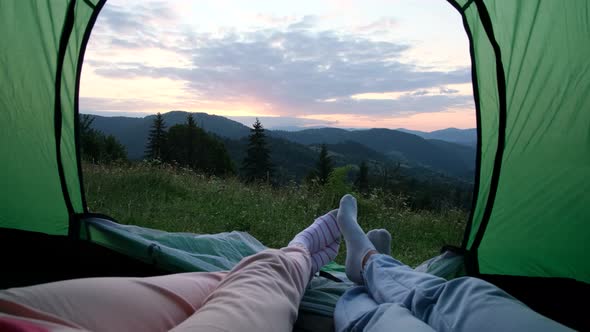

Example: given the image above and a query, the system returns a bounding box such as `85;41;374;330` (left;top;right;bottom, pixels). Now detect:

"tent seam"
461;0;476;11
54;0;78;237
74;0;108;217
469;0;508;269
445;1;483;255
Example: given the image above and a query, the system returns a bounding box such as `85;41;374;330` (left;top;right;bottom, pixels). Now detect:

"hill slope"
86;111;475;180
89;111;250;159
398;128;477;146
272;128;475;178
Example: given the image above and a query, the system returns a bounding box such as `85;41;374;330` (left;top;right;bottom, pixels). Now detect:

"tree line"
144;113;234;176
80;115;127;164
144;114;344;187
80;112;472;210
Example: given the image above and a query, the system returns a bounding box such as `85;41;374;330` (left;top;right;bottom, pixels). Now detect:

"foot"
336;194;375;284
367;229;391;255
289;209;341;275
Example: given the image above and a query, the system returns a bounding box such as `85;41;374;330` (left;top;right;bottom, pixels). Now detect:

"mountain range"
396;128;477;146
87;111;476;181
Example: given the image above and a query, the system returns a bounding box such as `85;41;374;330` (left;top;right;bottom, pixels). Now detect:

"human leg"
0;210;341;332
366;229;391;256
335;223;433;332
335;194;573;332
0;271;225;332
336;195;376;284
170;246;310;332
335;281;435;332
363;255;573;331
171;210;341;332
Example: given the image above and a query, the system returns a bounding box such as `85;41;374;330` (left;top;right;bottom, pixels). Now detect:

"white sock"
289;209;341;275
367;229;391;255
336;194;375;284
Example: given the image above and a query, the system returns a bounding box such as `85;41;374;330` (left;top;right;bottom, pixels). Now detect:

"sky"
80;0;476;131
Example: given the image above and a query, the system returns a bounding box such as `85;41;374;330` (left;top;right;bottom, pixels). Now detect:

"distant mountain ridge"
269;128;474;178
397;128;477;146
89;111;250;159
85;111;475;180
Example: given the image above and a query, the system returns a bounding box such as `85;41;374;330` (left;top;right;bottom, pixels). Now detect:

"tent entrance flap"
0;0;104;235
449;0;590;284
1;0;589;330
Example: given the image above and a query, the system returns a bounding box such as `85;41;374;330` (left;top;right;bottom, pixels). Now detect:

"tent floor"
479;273;589;331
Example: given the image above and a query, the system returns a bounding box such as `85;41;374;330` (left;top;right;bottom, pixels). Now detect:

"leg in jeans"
360;254;573;332
335;285;434;332
334;194;573;332
335;226;433;332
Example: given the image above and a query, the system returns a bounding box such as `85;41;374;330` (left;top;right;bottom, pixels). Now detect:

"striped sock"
289;209;341;275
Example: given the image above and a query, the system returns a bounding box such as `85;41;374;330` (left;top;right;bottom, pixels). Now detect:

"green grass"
83;162;467;267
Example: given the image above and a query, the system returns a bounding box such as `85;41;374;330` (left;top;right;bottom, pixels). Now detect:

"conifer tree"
187;113;196;128
104;135;127;162
241;118;273;182
80;114;127;163
144;112;167;160
186;113;197;164
316;144;333;185
356;161;369;193
167;122;235;176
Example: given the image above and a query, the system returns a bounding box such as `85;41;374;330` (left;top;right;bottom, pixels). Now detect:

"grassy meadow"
83;162;467;267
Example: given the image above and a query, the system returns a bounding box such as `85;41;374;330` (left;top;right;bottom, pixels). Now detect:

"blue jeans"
334;254;572;332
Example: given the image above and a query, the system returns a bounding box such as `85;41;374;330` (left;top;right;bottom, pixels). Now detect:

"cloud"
98;1;176;32
355;17;398;34
287;15;320;31
83;110;152;118
85;8;473;121
80;96;169;112
90;1;180;50
316;93;473;115
252;14;300;27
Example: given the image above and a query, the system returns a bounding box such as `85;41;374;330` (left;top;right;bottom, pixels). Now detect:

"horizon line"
81;109;476;133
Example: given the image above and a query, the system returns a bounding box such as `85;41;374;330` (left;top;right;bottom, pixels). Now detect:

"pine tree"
356;161;369;193
167;123;235;176
186;113;197;165
144;112;167;160
103;135;127;163
187;113;196;128
316;144;333;185
241;118;273;182
79;114;127;163
80;115;100;162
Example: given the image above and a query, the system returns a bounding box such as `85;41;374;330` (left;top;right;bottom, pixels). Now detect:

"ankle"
362;250;378;269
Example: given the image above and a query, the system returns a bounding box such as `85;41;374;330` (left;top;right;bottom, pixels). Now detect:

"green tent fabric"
448;0;590;285
1;0;589;330
0;0;99;235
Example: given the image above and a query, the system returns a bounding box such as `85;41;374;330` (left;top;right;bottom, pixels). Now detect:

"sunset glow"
80;0;475;131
